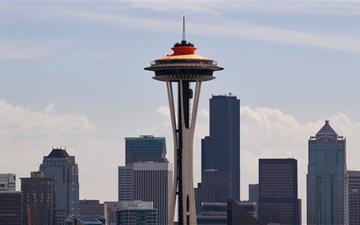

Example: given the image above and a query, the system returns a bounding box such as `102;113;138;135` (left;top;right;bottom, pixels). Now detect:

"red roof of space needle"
158;17;209;61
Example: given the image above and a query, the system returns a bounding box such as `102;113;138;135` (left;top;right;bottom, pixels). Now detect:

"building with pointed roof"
307;121;347;225
40;148;79;225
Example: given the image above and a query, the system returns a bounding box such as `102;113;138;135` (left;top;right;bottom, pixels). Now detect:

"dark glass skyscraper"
21;171;54;225
259;158;301;225
307;121;346;225
201;95;240;202
40;148;79;225
125;135;166;165
347;170;360;225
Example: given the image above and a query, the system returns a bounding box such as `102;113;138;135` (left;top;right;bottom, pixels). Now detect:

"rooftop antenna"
182;16;186;42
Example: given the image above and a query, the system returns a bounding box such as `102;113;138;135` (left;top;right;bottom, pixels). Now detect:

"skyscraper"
259;158;301;225
0;173;16;191
40;148;79;225
125;135;166;165
347;170;360;225
21;171;54;225
201;94;240;202
307;120;347;225
118;161;172;225
145;17;223;225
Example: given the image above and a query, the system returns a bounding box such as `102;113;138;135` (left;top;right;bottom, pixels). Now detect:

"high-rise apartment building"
40;148;79;225
307;121;346;225
125;135;166;165
201;95;240;202
117;201;158;225
79;200;104;216
0;173;16;191
259;158;301;225
118;162;172;225
347;170;360;225
0;191;22;225
21;171;54;225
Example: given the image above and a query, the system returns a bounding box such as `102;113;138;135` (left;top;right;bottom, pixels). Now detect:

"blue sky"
1;1;360;220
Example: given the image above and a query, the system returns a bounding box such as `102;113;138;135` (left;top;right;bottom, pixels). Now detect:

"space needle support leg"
178;80;201;225
190;81;201;134
166;81;177;225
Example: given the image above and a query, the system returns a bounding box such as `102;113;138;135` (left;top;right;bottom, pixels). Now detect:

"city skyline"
1;2;360;224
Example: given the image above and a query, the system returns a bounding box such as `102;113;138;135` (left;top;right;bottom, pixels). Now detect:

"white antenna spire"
182;16;186;41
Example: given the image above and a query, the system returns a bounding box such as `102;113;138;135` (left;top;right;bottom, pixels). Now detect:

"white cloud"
0;100;122;201
42;8;360;53
130;0;360;15
1;5;359;53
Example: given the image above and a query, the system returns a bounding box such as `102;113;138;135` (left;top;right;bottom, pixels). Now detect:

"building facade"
79;200;104;216
21;171;54;225
118;162;172;225
259;158;301;225
104;202;120;225
0;191;22;225
347;170;360;225
40;148;79;225
0;173;16;191
125;135;166;165
201;95;240;203
307;121;347;225
196;201;260;225
117;201;157;225
249;184;259;218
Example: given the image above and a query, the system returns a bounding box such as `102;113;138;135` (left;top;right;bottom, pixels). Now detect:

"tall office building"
21;171;54;225
125;135;166;165
0;191;22;225
259;158;301;225
347;170;360;225
40;148;79;225
0;173;16;191
201;94;240;202
79;200;104;216
118;162;172;225
117;201;158;225
307;121;346;225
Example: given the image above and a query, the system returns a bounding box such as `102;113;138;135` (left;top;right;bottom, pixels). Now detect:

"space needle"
145;17;223;225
